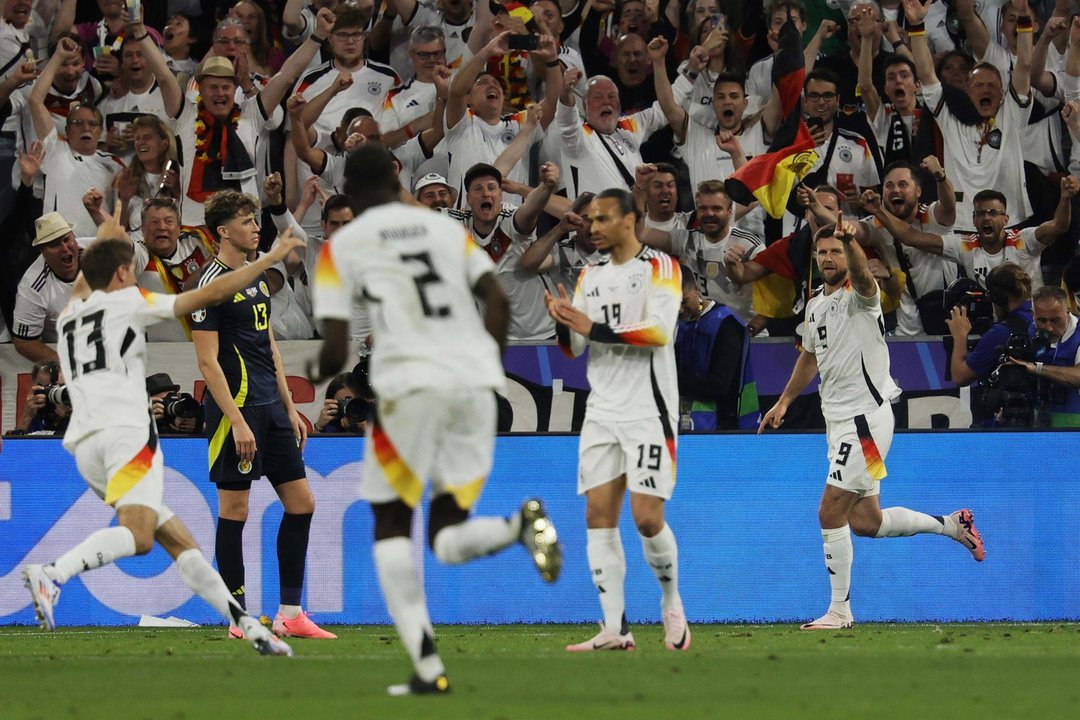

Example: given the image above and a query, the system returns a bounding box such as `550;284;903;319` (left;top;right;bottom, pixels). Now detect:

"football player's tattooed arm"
586;259;681;347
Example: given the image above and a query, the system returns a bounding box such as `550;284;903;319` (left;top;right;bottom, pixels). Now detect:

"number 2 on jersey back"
401;251;451;318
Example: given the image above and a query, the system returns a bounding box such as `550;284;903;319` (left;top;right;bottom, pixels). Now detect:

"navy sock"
215;517;247;610
277;512;313;606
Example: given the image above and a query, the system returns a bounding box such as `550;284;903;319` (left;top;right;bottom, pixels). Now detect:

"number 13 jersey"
313;202;505;400
58;287;178;449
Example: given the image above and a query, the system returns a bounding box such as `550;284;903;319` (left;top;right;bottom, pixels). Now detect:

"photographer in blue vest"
1006;287;1080;428
674;267;758;431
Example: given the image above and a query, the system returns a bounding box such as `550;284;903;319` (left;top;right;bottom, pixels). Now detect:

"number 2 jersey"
801;281;901;423
312;202;505;400
57;287;178;449
559;247;681;424
189;258;280;408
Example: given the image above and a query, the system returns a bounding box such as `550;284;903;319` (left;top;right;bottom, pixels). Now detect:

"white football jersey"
562;247;681;424
802;282;901;423
669;226;763;323
58;287;178;448
940;227;1044;288
313;202;505;400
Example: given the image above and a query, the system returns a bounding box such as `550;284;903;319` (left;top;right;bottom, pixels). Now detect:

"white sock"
640;524;682;612
822;525;853;617
277;605;302;619
875;508;948;538
175;548;249;627
432;516;520;565
375;537;445;682
48;526;137;584
586;528;626;634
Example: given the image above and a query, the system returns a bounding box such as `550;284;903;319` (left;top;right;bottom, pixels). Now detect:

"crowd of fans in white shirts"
2;0;1080;361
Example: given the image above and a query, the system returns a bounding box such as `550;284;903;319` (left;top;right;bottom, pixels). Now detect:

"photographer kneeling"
1005;287;1080;428
946;263;1035;426
10;360;70;436
313;364;374;435
147;373;202;436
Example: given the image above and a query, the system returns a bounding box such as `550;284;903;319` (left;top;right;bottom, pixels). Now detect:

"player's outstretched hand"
758;401;787;433
269;227;306;263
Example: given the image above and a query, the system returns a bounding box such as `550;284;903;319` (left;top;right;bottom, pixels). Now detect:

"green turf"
2;624;1080;719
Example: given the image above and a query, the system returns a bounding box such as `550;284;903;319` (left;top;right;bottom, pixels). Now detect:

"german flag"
726;13;818;219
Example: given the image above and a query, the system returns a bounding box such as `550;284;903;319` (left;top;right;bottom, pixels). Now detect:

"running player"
22;208;301;656
310;144;562;696
760;213;985;630
191;191;333;640
545;188;690;652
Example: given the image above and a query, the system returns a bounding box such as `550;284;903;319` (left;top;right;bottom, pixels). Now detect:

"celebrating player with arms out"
760;213;985;631
546;188;690;652
310;144;561;696
23;205;302;656
191;191;333;640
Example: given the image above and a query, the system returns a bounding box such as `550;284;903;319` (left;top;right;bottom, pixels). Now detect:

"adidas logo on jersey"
407;99;420;107
829;470;843;482
233;292;246;303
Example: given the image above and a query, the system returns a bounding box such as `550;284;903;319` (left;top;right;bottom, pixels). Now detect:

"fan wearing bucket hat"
413;172;455;209
27;38;123;239
126;7;335;225
11;212;90;363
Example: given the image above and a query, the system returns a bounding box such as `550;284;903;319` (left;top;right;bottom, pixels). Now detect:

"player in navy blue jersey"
191;190;335;640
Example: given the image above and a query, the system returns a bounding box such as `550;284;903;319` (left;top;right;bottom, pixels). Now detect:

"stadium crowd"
3;0;1080;431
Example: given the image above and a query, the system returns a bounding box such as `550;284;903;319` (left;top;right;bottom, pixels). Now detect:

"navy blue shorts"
205;401;306;489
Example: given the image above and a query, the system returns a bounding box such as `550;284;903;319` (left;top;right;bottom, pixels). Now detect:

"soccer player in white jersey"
309;144;562;696
760;214;986;631
545;188;690;652
21;209;303;656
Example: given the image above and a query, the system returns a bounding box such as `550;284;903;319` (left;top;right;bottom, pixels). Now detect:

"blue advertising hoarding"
1;432;1077;626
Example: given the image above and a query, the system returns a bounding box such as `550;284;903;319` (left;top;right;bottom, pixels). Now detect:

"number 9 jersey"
312;202;506;400
58;287;178;450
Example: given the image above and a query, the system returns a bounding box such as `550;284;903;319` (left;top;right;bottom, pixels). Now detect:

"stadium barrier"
0;337;973;434
1;432;1077;625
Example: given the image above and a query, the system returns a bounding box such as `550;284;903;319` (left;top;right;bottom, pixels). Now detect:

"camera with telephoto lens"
37;384;70;408
943;277;994;335
161;392;198;420
338;357;375;423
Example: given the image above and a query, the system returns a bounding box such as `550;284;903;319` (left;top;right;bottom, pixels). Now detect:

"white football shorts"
74;427;174;526
361;387;495;510
824;401;894;497
578;416;677;500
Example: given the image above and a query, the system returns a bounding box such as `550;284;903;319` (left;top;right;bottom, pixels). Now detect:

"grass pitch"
2;623;1079;719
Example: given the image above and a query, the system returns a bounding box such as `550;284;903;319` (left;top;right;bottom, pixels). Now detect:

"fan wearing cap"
27;38;123;239
414;172;455;209
130;6;335;226
11;212;91;363
147;372;201;435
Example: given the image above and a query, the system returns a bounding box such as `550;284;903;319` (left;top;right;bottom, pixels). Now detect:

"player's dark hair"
204;191;260;240
813;223;838;245
81;239;135;289
595;188;640;220
343;144;401;213
321;194;353;223
972;189;1007;208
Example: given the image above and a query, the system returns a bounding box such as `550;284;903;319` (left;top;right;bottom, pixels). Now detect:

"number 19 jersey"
313;202;505;400
58;287;178;449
